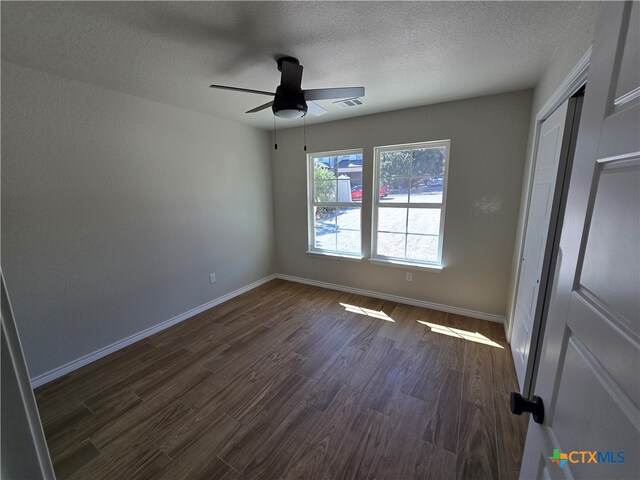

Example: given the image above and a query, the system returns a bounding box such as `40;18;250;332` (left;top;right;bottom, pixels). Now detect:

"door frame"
1;271;56;478
507;47;591;396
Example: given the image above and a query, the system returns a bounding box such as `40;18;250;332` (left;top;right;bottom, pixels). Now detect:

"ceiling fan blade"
246;101;274;113
304;87;365;101
306;101;328;117
280;59;303;91
209;84;275;96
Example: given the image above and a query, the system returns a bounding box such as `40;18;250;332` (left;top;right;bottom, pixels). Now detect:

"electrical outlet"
405;272;413;282
209;273;216;284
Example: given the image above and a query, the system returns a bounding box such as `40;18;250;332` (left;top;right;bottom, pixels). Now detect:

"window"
372;140;449;266
307;149;363;257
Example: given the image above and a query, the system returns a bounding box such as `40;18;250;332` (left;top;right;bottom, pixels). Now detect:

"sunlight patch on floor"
417;321;503;348
340;303;395;322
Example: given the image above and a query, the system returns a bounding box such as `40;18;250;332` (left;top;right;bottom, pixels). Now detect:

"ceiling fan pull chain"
303;115;307;152
273;115;278;150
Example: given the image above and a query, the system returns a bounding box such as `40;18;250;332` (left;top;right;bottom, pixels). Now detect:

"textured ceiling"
1;1;597;130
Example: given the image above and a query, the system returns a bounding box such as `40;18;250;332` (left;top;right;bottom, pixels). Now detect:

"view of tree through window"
373;141;449;265
308;150;363;256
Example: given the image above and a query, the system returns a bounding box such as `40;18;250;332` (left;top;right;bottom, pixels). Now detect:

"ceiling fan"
209;56;365;119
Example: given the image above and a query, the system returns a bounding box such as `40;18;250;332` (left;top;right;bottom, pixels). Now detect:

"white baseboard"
276;273;505;324
30;274;277;388
31;271;504;388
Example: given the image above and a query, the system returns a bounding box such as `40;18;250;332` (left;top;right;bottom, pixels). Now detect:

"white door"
511;101;569;392
520;2;640;479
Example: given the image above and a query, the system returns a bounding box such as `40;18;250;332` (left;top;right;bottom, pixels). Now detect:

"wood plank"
414;440;456;480
367;394;425;480
43;403;93;439
280;383;362;480
456;400;499;480
420;364;463;453
85;370;210;451
494;391;526;480
52;439;100;480
45;392;143;459
90;399;192;450
183;457;241;480
368;366;406;416
66;442;171;480
240;404;323;479
302;374;343;412
461;342;495;409
217;375;310;472
423;310;465;371
35;357;149;422
296;325;353;380
334;408;390;480
347;336;396;389
224;351;307;421
157;413;240;480
376;302;412;342
490;343;519;395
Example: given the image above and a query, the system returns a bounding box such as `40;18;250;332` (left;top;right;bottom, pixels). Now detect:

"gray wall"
1;62;275;378
505;1;600;335
272;90;532;318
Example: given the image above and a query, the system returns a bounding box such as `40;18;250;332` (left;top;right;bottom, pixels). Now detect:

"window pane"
411;147;446;177
337;176;355;203
349;184;363;202
314;206;336;251
408;208;440;235
410;176;443;203
380;150;411;177
337;207;360;230
315;180;337;202
337;230;360;254
410;177;444;203
378;207;407;233
406;234;439;262
313;156;332;170
409;177;428;203
380;177;409;203
337;155;363;201
314;206;336;229
313;161;337;180
377;232;406;258
315;230;336;251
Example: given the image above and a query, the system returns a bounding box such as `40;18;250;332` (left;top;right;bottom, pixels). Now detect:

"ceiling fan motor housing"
273;85;307;118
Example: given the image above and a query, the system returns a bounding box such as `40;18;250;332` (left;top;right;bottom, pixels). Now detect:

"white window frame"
307;148;364;259
371;140;450;269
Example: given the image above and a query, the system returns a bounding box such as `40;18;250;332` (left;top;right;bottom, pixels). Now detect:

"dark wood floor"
35;279;527;480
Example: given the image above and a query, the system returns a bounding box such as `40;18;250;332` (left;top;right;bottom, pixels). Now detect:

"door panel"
567;293;639;408
520;2;640;479
512;102;569;390
599;103;640;159
552;333;637;478
579;160;639;327
613;1;639;102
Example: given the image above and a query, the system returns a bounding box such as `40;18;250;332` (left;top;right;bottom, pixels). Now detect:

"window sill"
368;258;443;272
306;250;364;262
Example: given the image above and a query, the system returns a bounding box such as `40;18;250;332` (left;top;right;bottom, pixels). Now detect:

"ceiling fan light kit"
272;86;307;119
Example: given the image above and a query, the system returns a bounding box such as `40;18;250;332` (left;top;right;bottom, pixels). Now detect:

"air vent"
333;97;364;108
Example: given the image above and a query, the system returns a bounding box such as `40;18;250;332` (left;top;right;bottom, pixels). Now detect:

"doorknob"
510;392;544;424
